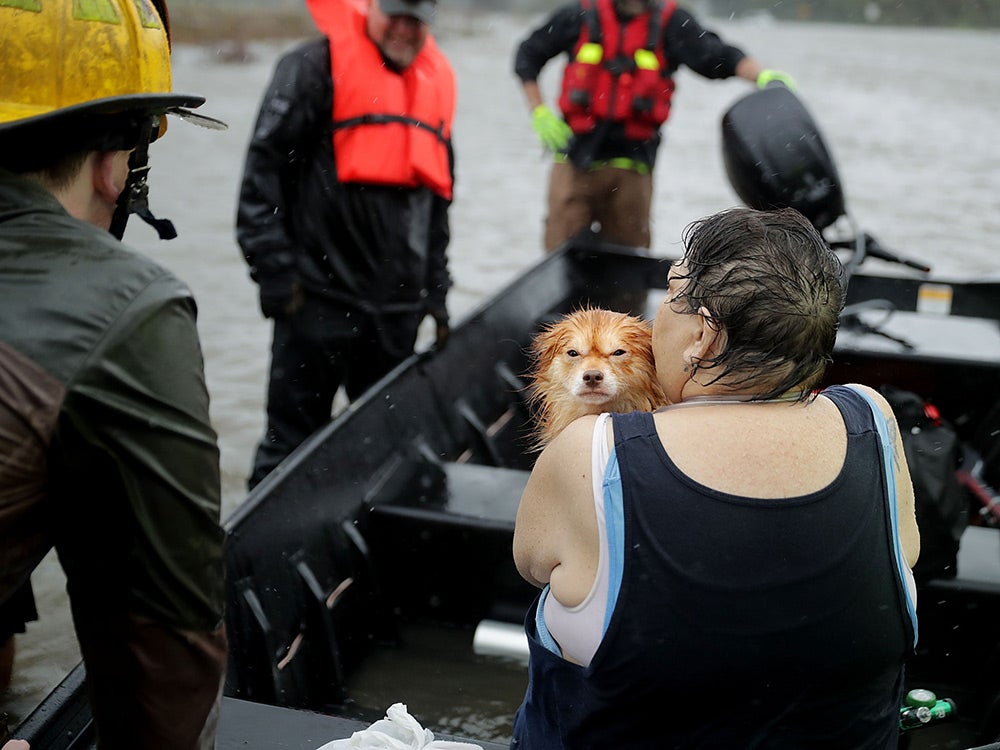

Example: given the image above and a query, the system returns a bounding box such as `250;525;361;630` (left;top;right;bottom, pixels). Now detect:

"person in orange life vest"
514;0;794;251
237;0;456;489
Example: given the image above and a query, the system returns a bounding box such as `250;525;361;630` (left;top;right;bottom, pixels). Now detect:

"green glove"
531;105;573;153
757;69;797;90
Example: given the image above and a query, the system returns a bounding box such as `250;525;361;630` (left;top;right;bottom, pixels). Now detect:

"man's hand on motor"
757;69;797;90
531;105;573;153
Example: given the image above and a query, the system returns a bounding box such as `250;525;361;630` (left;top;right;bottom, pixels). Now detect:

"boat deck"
217;698;511;750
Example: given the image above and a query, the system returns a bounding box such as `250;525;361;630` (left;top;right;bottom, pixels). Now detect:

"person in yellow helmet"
0;1;227;747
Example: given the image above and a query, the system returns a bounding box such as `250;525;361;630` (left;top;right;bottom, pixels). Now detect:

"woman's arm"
513;415;601;603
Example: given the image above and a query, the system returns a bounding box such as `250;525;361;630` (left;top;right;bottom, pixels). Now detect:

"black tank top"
512;385;913;749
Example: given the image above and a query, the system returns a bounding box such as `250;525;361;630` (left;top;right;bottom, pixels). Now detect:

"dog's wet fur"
526;307;667;448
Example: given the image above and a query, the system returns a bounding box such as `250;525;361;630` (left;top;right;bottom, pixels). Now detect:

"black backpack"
880;385;968;583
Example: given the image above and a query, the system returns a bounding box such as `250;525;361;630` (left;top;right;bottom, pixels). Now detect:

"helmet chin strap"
109;113;177;241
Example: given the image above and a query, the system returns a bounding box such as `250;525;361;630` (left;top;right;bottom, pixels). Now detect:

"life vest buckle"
604;55;635;76
632;96;654;113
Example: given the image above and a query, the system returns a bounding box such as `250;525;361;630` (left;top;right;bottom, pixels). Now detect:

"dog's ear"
634;320;656;356
530;322;567;366
526;328;552;389
614;317;652;352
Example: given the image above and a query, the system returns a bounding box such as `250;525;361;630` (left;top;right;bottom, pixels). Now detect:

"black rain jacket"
236;37;454;322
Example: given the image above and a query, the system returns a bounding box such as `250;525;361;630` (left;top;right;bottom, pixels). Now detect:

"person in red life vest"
237;0;456;489
514;0;794;251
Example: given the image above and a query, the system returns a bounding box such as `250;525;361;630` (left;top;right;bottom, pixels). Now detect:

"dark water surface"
347;623;527;743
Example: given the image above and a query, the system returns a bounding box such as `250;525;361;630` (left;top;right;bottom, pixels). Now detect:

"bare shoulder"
532;414;600;482
519;414;599;522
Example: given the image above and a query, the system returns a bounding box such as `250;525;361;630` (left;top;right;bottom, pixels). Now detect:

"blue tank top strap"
833;384;920;647
533;586;562;656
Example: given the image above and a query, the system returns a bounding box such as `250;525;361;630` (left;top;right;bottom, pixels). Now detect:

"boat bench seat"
370;462;527;528
366;462;536;625
925;525;1000;594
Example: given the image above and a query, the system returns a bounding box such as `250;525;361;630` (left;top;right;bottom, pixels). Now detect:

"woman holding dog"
511;206;919;749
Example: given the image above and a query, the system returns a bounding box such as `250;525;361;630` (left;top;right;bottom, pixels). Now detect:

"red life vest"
306;0;456;199
558;0;677;142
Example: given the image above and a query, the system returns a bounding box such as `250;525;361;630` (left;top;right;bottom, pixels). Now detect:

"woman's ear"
683;306;723;367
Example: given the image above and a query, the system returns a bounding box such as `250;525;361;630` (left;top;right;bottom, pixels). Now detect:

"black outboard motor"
721;85;845;231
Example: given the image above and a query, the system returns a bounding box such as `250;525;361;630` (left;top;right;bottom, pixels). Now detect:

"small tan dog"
526;307;667;448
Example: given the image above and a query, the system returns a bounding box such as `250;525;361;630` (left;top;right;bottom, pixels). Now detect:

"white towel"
316;703;484;750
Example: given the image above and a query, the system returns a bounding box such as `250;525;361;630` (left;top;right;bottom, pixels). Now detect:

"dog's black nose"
583;370;603;385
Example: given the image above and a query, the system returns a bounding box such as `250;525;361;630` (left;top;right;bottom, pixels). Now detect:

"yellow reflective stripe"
133;0;163;28
576;42;603;64
554;154;650;174
634;49;659;71
601;157;649;174
0;0;42;10
74;0;121;23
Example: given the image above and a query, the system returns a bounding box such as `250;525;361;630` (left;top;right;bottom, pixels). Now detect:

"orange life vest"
559;0;677;142
306;0;455;199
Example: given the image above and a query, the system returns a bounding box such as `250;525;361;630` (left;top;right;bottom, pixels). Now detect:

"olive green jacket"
0;169;226;749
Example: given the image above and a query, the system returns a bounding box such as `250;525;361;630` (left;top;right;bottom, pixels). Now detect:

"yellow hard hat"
0;0;218;143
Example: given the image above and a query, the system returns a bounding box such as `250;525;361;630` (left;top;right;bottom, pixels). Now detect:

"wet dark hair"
672;206;846;400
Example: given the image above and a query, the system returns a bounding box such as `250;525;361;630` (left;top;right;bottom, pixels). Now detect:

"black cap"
379;0;436;25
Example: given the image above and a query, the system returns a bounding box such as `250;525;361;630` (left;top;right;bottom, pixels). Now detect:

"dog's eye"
567;349;579;357
612;349;627;356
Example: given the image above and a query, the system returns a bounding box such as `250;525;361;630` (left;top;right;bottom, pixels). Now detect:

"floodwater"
4;7;999;736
